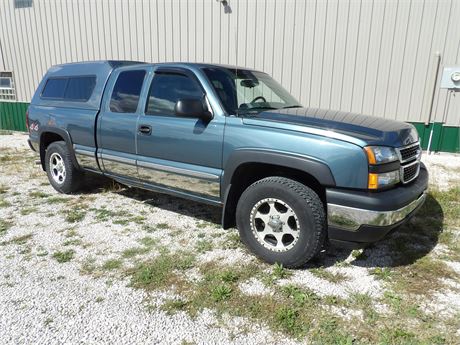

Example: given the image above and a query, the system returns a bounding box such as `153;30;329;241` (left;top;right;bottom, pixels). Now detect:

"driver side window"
145;72;203;116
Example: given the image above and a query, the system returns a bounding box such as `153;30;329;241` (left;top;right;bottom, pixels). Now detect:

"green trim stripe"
411;122;460;153
0;101;458;153
0;101;29;132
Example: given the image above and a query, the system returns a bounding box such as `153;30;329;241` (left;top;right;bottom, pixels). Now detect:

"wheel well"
222;163;326;229
39;132;65;170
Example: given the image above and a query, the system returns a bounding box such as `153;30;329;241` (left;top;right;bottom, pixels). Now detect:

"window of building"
14;0;33;9
109;70;146;113
145;73;203;116
0;72;16;101
41;76;96;101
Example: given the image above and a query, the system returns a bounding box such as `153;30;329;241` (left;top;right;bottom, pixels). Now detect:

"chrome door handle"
138;125;152;135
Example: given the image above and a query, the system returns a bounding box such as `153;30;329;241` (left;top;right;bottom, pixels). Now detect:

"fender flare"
38;126;80;171
221;149;336;228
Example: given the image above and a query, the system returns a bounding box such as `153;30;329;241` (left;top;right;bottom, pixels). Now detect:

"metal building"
0;0;459;152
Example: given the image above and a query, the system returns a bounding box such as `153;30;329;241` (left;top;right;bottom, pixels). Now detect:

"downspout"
426;52;441;155
0;38;5;70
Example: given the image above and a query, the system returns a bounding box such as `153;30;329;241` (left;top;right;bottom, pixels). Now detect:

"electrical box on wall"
440;66;460;90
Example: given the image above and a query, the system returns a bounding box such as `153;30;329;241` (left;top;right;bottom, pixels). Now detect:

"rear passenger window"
41;76;96;101
41;78;68;99
64;76;96;101
110;70;146;113
145;73;203;116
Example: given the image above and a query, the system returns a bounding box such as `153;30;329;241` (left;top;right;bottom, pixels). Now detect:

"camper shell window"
41;76;96;101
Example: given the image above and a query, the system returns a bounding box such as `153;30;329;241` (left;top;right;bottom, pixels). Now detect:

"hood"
241;107;419;147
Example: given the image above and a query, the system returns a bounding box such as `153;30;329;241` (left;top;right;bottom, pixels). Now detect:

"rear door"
97;66;150;178
136;67;224;202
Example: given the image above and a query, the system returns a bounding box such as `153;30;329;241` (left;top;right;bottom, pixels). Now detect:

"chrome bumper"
327;192;426;231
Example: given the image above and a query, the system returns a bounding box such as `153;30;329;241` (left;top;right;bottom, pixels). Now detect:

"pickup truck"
27;61;428;268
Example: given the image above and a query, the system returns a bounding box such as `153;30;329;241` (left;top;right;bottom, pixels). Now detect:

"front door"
97;67;148;178
136;67;224;201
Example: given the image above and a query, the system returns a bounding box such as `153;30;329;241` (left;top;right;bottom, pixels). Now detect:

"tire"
236;176;326;268
45;141;83;194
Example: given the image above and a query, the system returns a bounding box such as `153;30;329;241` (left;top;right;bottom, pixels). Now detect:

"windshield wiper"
281;105;302;109
249;106;278;110
238;106;278;114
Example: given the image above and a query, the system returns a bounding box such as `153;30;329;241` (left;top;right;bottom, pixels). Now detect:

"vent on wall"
14;0;33;9
0;72;16;101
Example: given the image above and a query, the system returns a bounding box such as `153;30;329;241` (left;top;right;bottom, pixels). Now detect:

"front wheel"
45;141;83;194
236;177;326;268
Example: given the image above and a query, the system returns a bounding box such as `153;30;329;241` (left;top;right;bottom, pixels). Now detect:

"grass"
53;249;75;263
390;255;457;296
0;197;11;208
370;267;393;281
9;233;33;245
138;236;156;247
102;259;123;270
272;262;291;280
129;251;196;290
20;206;38;215
47;196;68;204
223;232;243;249
65;209;87;223
63;238;83;246
0;219;13;235
281;284;320;307
126;251;456;343
80;257;97;275
28;191;50;198
92;207;146;225
310;268;348;283
211;284;232;302
161;299;188;315
122;246;151;258
195;239;213;253
2;143;457;344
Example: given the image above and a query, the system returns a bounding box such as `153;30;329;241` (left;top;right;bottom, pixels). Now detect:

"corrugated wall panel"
0;0;459;127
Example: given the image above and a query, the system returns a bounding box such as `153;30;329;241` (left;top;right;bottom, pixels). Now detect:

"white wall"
0;0;459;125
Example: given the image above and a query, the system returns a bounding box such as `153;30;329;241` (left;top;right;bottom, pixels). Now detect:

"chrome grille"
396;142;421;184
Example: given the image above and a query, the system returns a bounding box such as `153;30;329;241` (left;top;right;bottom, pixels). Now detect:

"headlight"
364;146;398;164
364;146;400;189
368;170;400;189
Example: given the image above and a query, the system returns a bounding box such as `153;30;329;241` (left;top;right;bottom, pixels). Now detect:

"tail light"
26;109;29;131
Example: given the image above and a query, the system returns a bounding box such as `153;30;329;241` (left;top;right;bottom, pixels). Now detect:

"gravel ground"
1;132;459;344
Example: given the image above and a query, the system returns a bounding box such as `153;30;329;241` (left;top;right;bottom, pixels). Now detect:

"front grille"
397;142;421;184
398;143;420;163
402;161;419;183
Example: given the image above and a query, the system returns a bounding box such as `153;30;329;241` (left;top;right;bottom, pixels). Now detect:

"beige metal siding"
0;0;459;125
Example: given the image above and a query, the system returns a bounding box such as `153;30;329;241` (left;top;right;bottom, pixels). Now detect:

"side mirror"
175;98;213;122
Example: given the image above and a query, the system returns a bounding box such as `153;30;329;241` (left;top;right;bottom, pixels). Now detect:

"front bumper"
326;164;428;247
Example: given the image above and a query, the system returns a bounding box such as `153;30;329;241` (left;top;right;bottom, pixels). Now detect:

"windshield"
202;67;301;115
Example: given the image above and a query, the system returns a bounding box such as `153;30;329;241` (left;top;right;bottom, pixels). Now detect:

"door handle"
138;124;152;135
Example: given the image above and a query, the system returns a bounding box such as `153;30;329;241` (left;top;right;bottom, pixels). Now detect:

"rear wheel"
236;176;326;268
45;141;83;194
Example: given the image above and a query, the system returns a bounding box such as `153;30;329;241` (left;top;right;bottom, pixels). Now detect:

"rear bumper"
326;164;428;247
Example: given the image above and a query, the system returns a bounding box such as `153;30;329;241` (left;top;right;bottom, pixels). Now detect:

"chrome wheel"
250;198;300;252
49;152;66;184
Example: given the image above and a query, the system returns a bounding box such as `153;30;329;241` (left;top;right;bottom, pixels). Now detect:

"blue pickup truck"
27;61;428;267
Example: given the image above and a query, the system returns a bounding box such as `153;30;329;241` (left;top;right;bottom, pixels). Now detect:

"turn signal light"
368;173;379;189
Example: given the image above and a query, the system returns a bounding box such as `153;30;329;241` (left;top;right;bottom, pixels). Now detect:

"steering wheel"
250;96;267;104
